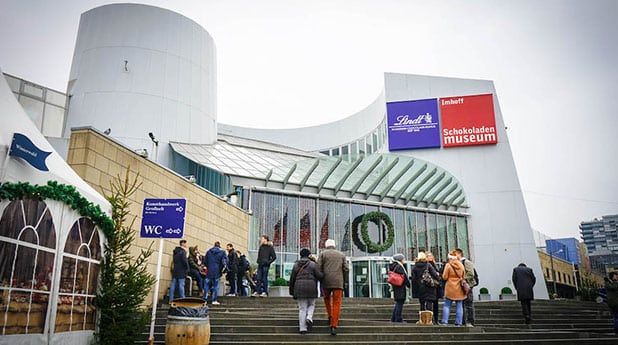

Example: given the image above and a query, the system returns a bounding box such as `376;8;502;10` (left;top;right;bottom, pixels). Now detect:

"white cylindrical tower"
64;3;217;165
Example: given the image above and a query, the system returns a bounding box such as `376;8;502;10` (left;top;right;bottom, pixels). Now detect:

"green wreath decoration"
356;211;395;254
0;181;114;238
351;215;367;252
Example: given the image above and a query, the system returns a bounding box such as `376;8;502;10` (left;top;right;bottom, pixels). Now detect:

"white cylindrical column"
65;3;217;166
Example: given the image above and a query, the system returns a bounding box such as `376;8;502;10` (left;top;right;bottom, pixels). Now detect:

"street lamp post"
549;248;564;298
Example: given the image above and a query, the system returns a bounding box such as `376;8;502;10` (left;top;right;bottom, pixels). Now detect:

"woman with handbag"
410;252;440;324
440;250;467;326
388;253;410;323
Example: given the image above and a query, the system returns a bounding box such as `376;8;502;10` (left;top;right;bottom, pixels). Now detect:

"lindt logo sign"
387;98;441;151
394;113;434;126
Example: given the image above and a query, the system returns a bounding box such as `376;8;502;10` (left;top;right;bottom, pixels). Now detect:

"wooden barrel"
165;297;210;345
165;315;210;345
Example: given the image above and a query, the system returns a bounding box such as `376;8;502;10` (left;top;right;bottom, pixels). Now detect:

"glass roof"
170;135;318;179
170;136;467;209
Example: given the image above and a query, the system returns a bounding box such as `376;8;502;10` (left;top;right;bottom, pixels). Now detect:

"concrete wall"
65;3;217;167
66;127;249;302
218;93;386;152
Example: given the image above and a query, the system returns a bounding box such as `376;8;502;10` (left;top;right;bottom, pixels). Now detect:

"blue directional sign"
140;199;186;238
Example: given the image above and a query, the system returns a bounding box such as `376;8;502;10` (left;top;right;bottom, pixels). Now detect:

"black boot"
330;327;337;336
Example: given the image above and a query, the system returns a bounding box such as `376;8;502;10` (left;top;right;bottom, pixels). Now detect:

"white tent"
0;69;109;209
0;69;111;345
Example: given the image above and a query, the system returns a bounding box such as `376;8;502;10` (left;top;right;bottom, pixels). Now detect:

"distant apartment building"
580;214;618;275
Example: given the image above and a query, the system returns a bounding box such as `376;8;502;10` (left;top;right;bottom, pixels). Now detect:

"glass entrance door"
349;257;393;298
370;260;391;298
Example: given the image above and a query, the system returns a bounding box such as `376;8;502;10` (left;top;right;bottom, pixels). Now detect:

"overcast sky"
1;0;616;239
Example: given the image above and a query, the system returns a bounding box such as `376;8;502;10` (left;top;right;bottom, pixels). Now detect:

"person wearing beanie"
289;248;323;334
388;254;410;323
318;239;348;335
441;250;467;325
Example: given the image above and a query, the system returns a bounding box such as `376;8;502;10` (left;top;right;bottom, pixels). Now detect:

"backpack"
240;256;250;272
473;268;479;287
421;268;440;288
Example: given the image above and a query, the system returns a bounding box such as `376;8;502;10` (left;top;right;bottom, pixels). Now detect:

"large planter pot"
478;294;492;301
268;286;289;297
499;294;517;301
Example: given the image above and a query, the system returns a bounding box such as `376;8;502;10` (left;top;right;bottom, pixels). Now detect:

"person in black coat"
389;253;410;323
289;248;324;334
236;250;250;296
254;235;277;297
168;240;189;301
226;243;240;296
512;263;536;324
410;252;440;312
427;252;442;324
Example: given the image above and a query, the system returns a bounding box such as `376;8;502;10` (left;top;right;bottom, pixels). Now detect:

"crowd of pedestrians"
168;238;256;305
168;237;618;336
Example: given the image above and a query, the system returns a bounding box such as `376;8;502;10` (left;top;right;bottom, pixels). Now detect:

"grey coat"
512;264;536;301
289;258;324;299
318;248;348;290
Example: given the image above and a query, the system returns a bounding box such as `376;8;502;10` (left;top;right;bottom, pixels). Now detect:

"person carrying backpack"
388;253;410;323
411;252;440;324
236;250;251;296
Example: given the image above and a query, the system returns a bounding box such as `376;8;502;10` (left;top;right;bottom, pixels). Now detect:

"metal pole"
550;251;557;297
148;237;165;344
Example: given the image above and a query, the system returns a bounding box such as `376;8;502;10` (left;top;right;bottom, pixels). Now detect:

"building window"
546;268;550;278
55;218;101;332
0;200;56;335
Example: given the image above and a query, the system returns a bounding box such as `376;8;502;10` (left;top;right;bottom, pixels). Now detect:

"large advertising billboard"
387;98;441;151
440;94;497;148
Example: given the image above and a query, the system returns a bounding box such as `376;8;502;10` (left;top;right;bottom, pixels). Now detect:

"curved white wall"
64;3;217;165
218;92;386;152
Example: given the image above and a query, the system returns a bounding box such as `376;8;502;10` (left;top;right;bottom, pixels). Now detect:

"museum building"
4;1;548;314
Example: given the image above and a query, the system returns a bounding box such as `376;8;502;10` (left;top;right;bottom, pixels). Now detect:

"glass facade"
3;73;67;138
319;119;387;161
247;190;469;280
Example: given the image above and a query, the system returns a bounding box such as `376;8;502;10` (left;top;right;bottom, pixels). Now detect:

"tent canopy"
0;69;110;212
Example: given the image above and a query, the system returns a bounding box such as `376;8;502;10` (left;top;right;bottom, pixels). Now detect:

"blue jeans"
204;277;220;301
391;299;404;322
441;298;463;325
256;265;270;294
168;277;185;301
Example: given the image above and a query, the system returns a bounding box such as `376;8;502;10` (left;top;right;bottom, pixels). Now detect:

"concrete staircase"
139;297;617;344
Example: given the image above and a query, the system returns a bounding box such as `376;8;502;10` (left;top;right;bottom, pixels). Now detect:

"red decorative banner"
440;94;498;148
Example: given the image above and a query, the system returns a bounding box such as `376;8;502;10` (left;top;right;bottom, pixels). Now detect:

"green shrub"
479;287;489;294
500;287;513;295
271;278;289;286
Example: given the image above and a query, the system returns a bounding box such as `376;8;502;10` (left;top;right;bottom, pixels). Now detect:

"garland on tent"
0;180;114;236
352;211;395;254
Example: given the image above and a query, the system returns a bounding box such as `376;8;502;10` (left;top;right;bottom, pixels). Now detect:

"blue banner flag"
9;133;52;172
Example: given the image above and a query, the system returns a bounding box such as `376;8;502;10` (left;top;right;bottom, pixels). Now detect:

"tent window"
55;218;101;332
0;200;56;335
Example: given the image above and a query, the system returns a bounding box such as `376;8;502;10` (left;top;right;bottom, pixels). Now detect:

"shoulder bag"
387;262;406;287
455;265;471;295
